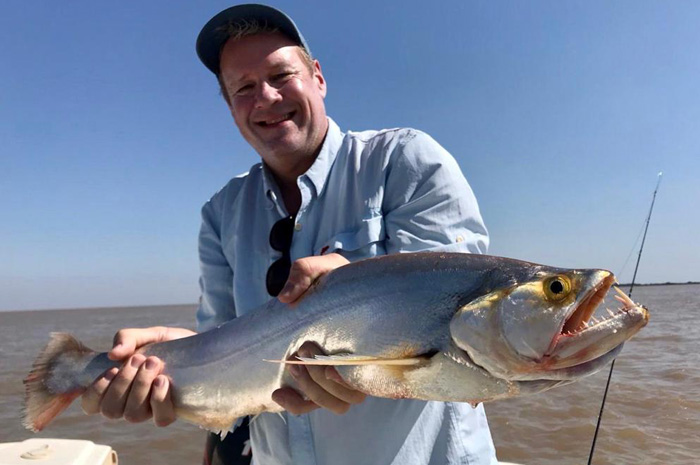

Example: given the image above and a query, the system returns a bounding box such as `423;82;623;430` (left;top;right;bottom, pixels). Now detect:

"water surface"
1;285;697;464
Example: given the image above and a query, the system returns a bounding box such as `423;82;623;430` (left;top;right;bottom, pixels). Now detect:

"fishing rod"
586;171;663;465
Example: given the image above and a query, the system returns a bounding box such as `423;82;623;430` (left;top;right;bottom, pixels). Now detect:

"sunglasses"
266;215;295;296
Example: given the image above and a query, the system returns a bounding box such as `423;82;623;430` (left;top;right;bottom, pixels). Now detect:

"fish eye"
544;276;572;301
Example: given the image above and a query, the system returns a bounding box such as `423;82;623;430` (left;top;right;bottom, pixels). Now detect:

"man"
81;4;497;464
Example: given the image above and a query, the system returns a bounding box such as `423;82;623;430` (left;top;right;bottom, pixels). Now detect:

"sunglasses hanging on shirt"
266;215;295;296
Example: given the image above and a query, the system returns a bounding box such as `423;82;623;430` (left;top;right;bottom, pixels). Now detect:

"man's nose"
254;81;282;108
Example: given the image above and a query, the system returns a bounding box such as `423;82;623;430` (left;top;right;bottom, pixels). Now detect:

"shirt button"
294;223;302;232
456;235;464;243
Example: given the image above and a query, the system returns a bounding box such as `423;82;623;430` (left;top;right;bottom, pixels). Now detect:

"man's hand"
277;253;350;304
272;254;367;414
81;326;195;427
272;342;367;415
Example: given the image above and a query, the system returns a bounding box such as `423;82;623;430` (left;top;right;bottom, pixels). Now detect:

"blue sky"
2;1;698;311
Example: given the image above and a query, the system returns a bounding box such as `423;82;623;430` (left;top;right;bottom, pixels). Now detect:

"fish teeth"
613;286;636;309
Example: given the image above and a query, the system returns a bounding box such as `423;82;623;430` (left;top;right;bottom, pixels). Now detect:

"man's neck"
265;156;309;217
280;183;302;216
265;123;329;216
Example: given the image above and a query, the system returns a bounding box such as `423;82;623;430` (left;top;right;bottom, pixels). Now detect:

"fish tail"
23;332;93;432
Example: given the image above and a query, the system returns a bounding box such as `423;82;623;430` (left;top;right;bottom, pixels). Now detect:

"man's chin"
254;133;305;155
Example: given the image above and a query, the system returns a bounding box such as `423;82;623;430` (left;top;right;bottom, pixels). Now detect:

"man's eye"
235;84;253;95
273;72;291;81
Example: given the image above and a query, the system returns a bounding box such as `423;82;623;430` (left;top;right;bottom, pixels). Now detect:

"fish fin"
263;353;424;366
201;417;244;438
23;333;93;432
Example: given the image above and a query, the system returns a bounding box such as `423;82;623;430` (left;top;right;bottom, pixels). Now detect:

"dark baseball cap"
196;4;311;75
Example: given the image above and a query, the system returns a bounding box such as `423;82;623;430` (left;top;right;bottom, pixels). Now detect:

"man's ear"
313;60;327;98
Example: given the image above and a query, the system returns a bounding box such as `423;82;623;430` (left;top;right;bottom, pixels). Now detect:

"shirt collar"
261;117;343;200
303;117;343;196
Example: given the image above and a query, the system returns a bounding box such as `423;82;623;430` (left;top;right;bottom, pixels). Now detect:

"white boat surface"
0;437;527;465
0;438;117;465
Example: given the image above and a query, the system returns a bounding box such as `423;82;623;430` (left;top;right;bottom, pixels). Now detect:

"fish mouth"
544;273;649;370
561;271;616;336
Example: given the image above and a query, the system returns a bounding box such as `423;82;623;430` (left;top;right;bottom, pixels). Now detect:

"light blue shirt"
196;118;497;465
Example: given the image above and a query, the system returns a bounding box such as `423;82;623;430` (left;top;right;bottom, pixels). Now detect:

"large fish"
23;253;649;434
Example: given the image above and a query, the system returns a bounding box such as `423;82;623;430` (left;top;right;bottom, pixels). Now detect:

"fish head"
449;264;649;381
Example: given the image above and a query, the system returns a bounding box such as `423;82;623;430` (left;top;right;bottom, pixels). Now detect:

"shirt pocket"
317;215;386;261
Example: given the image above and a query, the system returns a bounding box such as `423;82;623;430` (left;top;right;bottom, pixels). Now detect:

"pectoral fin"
263;353;425;366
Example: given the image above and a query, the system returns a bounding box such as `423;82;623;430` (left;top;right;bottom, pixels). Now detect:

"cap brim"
196;4;310;75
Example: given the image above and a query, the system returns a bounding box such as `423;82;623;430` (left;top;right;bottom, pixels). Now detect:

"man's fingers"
297;343;366;405
123;357;162;423
108;326;196;361
278;254;350;304
108;342;135;361
99;354;145;419
150;375;176;427
271;387;319;415
81;368;117;415
82;326;192;425
304;364;366;405
324;367;367;404
288;364;351;415
109;327;168;361
278;258;315;303
325;367;351;388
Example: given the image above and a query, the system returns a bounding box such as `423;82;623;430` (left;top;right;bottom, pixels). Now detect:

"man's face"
219;33;328;172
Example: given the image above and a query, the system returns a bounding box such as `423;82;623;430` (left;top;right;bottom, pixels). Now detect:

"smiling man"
219;32;329;175
81;4;496;464
217;30;329;217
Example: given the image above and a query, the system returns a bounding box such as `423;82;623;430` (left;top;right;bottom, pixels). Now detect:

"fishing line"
586;172;663;465
617;217;647;280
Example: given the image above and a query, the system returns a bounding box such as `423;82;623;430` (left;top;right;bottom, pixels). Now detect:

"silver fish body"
23;253;649;433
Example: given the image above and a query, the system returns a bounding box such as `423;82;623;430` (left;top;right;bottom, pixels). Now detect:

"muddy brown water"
2;285;697;464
